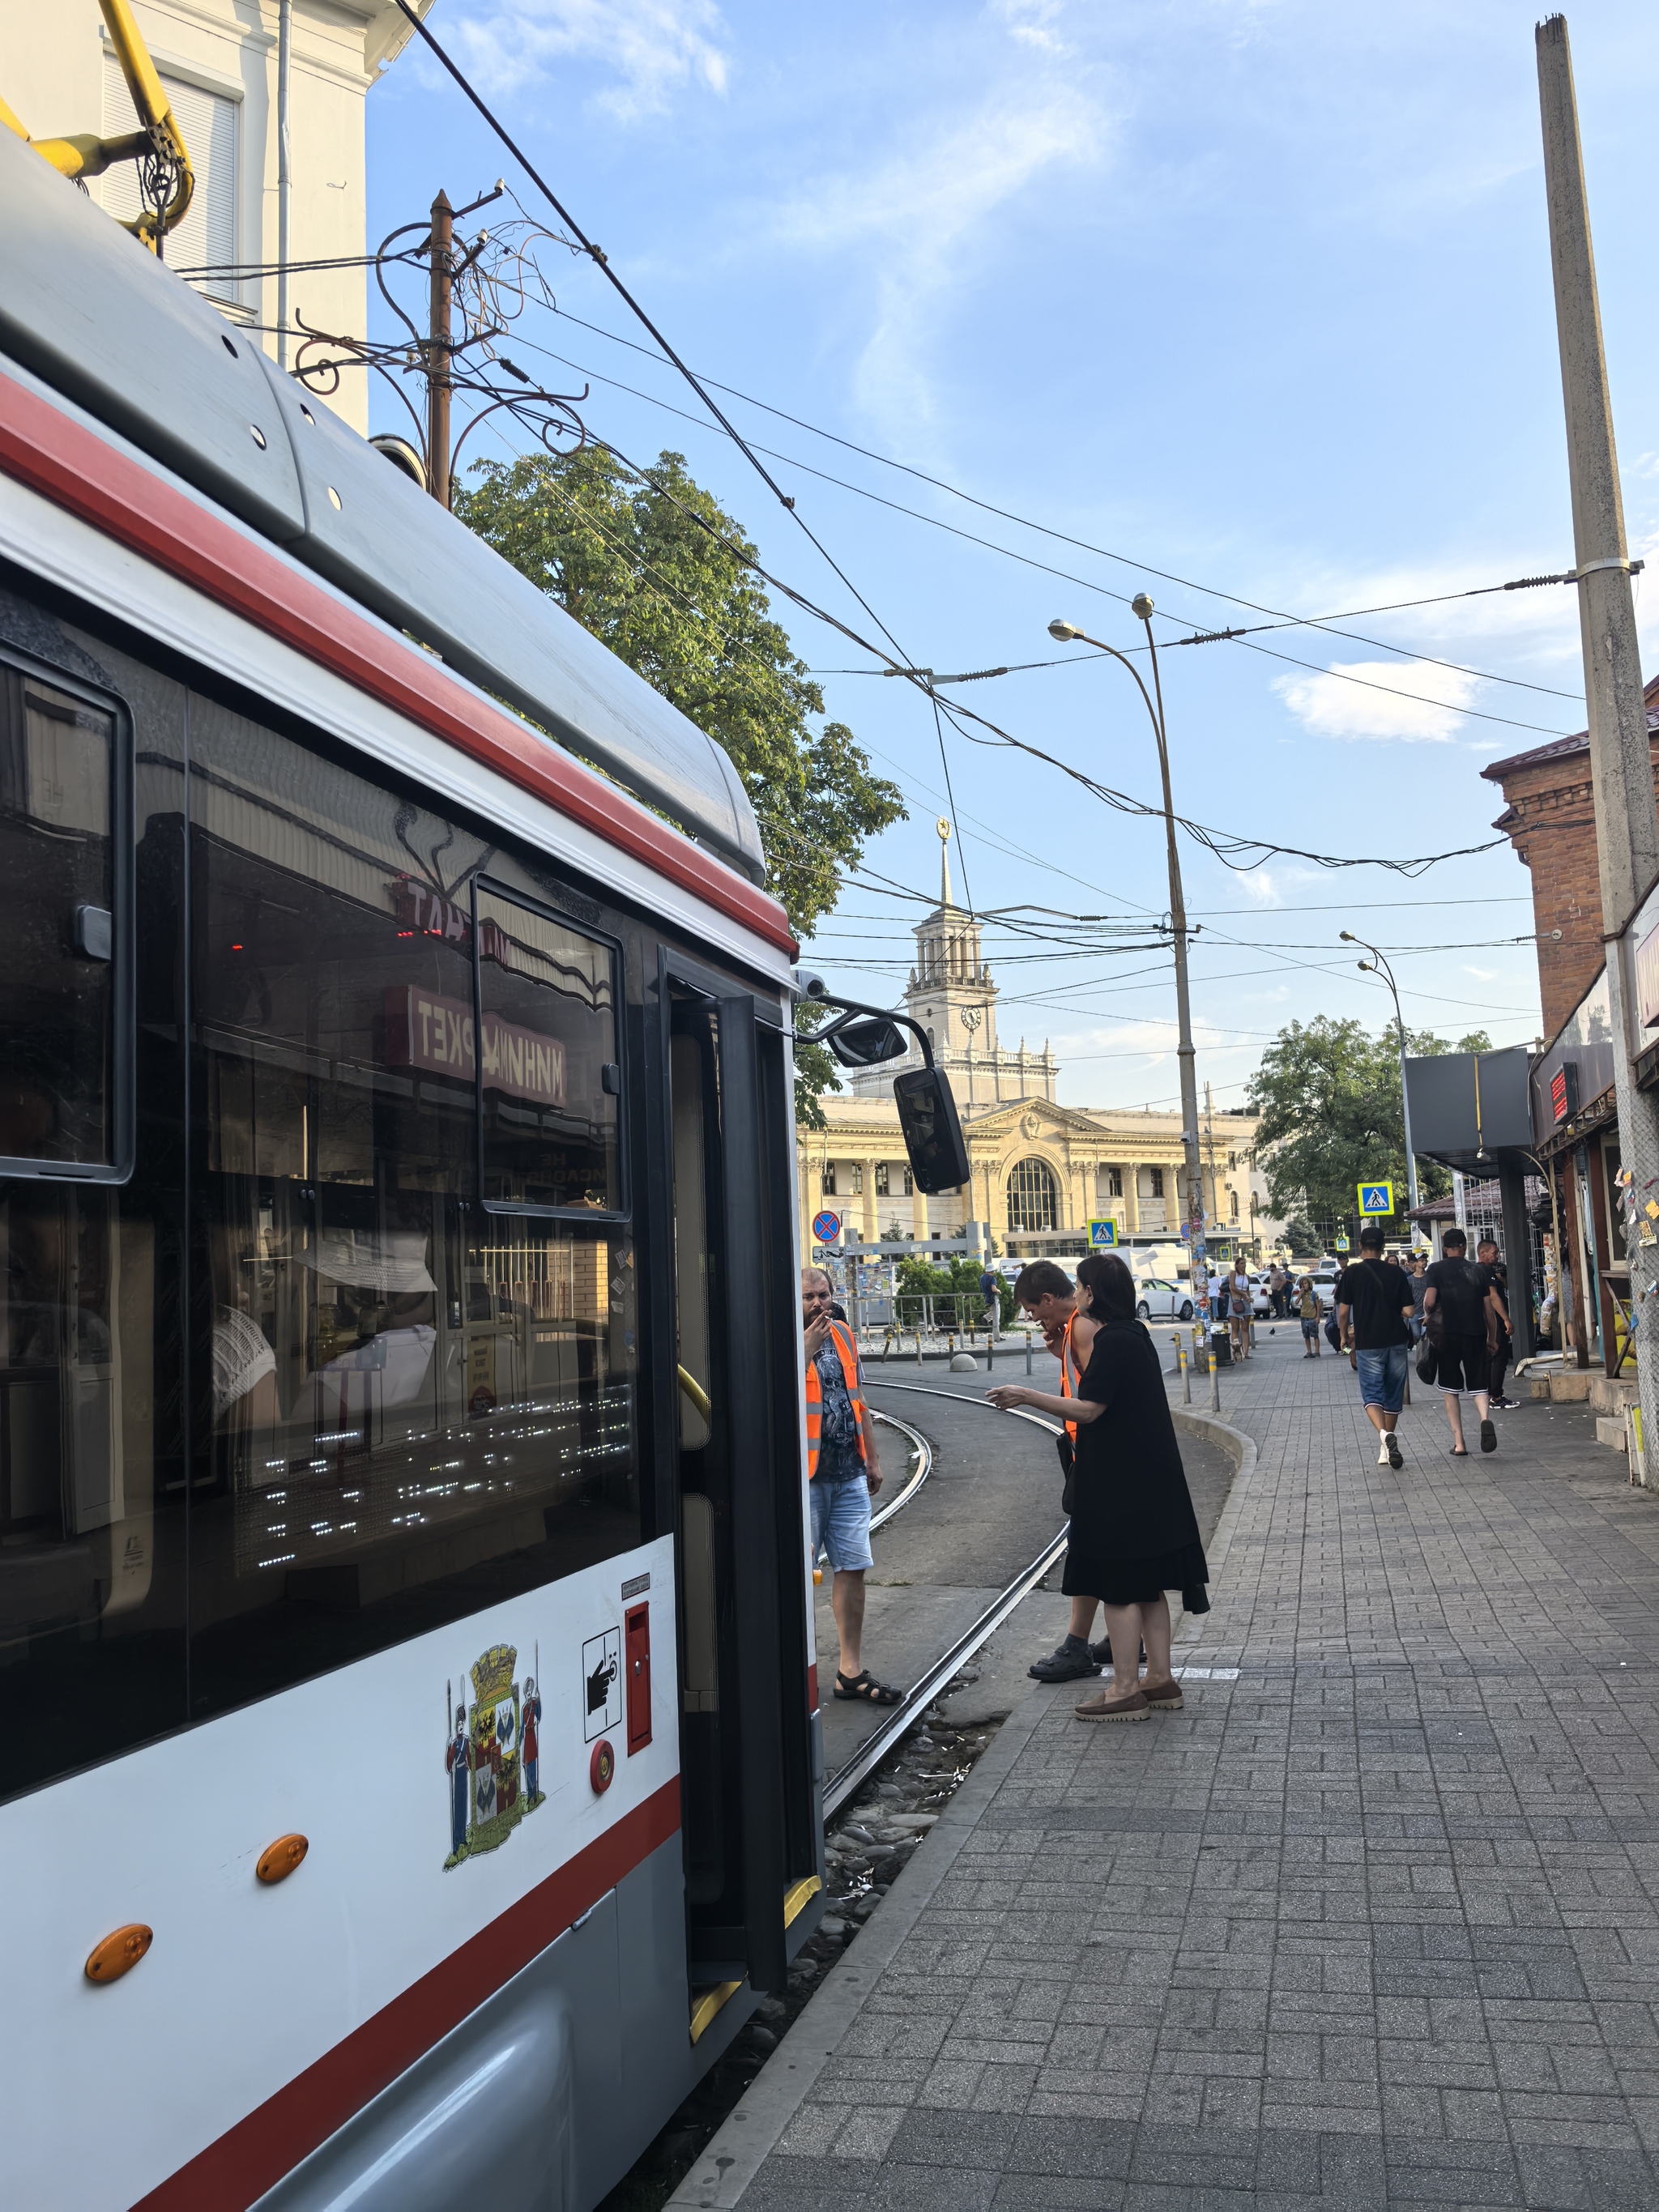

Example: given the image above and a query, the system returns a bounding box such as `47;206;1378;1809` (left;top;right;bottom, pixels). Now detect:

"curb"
1168;1403;1257;1644
664;1681;1063;2211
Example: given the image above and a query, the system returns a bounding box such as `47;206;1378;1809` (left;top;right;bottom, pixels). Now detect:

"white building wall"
0;1;425;434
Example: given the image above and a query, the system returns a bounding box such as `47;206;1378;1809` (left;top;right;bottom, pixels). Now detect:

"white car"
1135;1276;1196;1322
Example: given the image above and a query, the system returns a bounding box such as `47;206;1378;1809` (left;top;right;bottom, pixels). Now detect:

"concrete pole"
427;190;454;509
1537;15;1659;1429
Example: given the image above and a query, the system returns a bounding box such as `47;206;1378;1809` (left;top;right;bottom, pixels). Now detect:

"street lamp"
1340;930;1422;1223
1047;601;1204;1247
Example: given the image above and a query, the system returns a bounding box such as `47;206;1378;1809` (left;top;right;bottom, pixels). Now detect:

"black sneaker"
1479;1417;1497;1453
1088;1636;1146;1667
1029;1636;1099;1682
1386;1434;1403;1470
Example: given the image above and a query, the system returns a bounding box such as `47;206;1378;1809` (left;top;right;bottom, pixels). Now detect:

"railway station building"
801;829;1279;1266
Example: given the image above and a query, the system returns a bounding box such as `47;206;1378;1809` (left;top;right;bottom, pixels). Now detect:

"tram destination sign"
386;987;565;1107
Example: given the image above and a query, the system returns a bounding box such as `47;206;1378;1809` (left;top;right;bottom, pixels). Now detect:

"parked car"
1136;1276;1195;1322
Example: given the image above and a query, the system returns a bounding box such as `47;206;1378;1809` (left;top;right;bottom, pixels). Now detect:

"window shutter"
100;53;239;305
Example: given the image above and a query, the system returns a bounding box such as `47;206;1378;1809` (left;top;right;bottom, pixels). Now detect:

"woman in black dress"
987;1251;1209;1722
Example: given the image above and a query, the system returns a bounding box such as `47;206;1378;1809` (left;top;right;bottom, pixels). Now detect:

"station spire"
936;815;953;909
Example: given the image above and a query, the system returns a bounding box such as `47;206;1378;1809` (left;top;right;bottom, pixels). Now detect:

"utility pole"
426;188;454;509
1537;16;1659;1430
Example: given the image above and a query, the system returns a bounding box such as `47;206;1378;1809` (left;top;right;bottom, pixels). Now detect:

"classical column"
1123;1165;1140;1234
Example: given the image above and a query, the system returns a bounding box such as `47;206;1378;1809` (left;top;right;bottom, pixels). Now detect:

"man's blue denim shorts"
811;1471;874;1572
1356;1342;1409;1414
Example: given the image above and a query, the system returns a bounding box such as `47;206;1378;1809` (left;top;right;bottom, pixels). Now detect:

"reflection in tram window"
476;888;620;1213
186;700;639;1712
0;664;123;1171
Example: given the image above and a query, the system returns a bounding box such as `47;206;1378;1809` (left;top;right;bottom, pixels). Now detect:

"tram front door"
666;974;814;1999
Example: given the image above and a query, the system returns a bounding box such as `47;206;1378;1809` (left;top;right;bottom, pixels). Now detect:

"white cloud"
453;0;729;121
769;79;1102;441
992;0;1068;54
1464;965;1497;982
1271;658;1480;744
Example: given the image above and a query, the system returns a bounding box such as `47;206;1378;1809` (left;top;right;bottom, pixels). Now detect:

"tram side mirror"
825;1013;908;1068
893;1065;971;1196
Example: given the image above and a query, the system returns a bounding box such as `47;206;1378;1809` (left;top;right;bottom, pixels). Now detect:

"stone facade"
798;1092;1277;1263
1482;670;1659;1040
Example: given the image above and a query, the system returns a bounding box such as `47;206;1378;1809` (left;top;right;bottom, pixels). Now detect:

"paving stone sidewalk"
735;1333;1659;2210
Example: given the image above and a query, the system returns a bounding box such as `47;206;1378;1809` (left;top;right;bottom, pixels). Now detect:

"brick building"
1482;671;1659;1037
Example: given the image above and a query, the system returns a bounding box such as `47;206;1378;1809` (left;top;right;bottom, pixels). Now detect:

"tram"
0;109;963;2212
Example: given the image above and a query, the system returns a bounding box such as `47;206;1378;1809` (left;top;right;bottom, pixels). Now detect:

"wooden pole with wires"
426;188;453;508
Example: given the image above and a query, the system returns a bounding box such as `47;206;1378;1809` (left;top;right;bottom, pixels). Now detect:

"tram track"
821;1379;1068;1822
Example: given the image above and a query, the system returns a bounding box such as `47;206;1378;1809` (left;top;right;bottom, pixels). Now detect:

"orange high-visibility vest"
804;1319;868;1479
1059;1310;1080;1443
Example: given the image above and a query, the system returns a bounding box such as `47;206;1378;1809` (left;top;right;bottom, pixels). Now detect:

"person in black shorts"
1423;1228;1505;1455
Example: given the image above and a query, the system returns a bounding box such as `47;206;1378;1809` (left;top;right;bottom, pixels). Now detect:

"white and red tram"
0;125;863;2211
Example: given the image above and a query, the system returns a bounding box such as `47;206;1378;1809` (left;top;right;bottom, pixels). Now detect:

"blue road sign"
812;1210;842;1245
1357;1181;1395;1217
1086;1218;1119;1248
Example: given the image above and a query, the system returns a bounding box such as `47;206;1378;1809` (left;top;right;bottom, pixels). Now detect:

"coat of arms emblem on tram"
444;1642;545;1869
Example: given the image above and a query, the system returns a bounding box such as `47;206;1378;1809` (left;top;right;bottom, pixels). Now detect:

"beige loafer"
1075;1687;1149;1723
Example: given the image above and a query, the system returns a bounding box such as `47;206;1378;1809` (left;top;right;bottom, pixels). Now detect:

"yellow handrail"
4;2;193;249
676;1366;712;1422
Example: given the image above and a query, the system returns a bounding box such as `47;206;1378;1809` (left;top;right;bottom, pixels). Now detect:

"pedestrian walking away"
1478;1235;1517;1407
1269;1261;1290;1319
1297;1272;1322;1356
1422;1228;1503;1456
988;1251;1209;1724
1010;1260;1106;1682
1406;1249;1429;1342
1230;1259;1253;1360
1336;1225;1415;1470
979;1260;1002;1340
802;1267;900;1705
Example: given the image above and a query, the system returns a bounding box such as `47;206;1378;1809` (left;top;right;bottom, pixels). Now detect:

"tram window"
476;888;620;1213
0;660;127;1175
186;702;639;1714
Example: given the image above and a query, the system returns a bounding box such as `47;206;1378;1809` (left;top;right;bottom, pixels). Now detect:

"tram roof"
0;131;769;894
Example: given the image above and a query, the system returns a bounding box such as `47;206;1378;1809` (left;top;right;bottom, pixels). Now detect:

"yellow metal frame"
687;1880;822;2044
2;1;193;248
689;1978;743;2045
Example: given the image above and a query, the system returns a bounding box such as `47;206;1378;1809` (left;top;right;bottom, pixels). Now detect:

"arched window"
1007;1157;1059;1234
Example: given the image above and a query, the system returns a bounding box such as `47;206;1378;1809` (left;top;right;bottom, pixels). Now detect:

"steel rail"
867;1409;932;1530
821;1383;1067;1822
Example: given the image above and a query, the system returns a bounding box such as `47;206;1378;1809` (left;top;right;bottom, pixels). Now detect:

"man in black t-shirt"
1336;1225;1415;1470
1477;1237;1516;1408
1423;1228;1507;1456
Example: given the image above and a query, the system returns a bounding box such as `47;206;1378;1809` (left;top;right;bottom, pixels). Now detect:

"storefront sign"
386;988;565;1107
391;880;512;967
1550;1061;1579;1123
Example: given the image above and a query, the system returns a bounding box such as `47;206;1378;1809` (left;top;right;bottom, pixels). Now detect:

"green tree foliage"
894;1254;1014;1330
455;445;905;942
1245;1018;1494;1227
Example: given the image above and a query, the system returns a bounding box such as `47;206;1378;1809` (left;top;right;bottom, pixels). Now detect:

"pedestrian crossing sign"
1333;1234;1350;1252
1086;1218;1119;1248
1357;1182;1394;1217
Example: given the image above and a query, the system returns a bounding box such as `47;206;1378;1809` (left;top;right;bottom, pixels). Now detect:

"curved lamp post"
1340;930;1422;1223
1047;599;1203;1246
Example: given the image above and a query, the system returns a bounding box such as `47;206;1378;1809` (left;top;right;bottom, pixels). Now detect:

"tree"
456;449;905;1122
1245;1016;1486;1230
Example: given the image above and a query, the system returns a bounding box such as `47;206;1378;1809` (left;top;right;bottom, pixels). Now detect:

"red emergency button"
591;1739;615;1793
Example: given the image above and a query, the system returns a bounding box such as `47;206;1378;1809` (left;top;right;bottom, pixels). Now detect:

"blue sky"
367;1;1659;1112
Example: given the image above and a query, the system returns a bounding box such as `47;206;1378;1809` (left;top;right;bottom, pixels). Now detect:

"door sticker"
444;1641;544;1870
582;1626;623;1742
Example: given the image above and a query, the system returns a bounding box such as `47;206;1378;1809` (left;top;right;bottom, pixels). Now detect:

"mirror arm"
810;992;935;1069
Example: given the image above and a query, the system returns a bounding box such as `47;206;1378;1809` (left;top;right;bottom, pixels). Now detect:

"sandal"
834;1669;903;1705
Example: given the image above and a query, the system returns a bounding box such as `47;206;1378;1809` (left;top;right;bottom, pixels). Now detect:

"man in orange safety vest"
803;1267;901;1707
